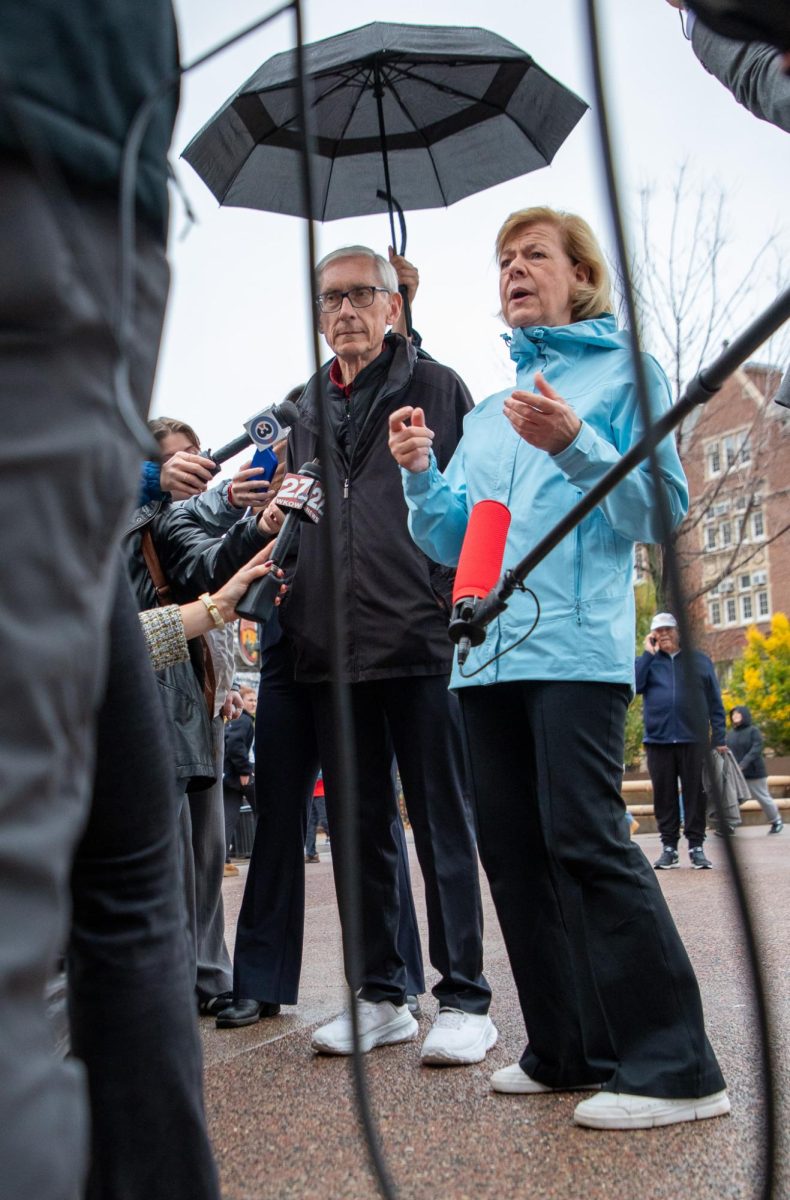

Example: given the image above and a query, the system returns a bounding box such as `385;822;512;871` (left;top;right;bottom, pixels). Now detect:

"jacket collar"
297;333;417;437
505;314;622;370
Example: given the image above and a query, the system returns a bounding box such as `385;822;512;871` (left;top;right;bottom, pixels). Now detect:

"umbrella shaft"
373;61;397;250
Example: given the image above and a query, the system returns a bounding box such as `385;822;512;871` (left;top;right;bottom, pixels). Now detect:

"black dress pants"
458;679;725;1098
646;741;707;848
309;674;491;1014
233;636;425;1004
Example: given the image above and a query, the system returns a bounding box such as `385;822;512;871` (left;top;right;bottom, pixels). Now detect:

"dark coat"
279;334;473;683
0;1;179;235
124;500;269;789
725;705;767;779
635;647;727;746
223;711;254;786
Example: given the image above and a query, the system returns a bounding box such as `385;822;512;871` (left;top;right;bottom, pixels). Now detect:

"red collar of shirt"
328;345;387;397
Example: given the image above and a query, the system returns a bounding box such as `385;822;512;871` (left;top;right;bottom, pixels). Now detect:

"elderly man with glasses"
259;245;495;1065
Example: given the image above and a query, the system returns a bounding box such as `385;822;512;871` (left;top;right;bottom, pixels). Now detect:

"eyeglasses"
315;286;390;313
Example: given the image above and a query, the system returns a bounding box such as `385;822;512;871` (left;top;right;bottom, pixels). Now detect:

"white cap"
650;612;678;631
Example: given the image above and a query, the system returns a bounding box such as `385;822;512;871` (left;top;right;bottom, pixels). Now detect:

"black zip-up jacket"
279;334;473;683
725;706;767;779
124;500;269;788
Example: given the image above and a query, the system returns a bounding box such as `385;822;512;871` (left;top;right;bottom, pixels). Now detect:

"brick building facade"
674;362;789;673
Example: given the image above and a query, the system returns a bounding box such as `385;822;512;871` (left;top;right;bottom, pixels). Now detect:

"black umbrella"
183;21;587;236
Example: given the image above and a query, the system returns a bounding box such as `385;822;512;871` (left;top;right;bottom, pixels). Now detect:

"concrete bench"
622;777;790;832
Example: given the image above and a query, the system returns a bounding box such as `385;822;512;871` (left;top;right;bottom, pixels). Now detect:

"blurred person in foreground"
0;2;222;1197
389;205;729;1129
264;244;495;1065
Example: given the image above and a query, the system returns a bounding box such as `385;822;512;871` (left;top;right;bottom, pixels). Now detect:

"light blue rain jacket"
401;317;689;689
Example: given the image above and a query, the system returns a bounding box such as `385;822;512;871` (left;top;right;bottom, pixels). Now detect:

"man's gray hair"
316;245;398;293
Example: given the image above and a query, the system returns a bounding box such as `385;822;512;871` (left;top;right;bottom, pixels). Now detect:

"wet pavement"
202;827;789;1200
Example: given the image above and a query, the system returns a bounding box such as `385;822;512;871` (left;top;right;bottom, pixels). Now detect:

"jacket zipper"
573;495;583;624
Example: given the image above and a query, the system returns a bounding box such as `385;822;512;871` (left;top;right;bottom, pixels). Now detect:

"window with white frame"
757;591;769;617
726;598;737;623
741;594;753;621
752;510;765;539
705;525;717;550
709;600;722;626
720;522;732;546
706;442;721;477
739;573;751;590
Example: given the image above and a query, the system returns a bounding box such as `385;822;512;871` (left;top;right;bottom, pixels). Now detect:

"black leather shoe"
197;990;235;1016
216;999;281;1028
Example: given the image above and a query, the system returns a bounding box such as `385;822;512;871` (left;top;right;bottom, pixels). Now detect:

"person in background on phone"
726;706;784;833
636;612;727;870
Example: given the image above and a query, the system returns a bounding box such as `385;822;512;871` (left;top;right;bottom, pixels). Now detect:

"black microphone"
234;460;323;624
207;398;301;469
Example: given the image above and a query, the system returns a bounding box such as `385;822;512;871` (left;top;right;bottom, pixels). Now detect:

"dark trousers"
310;674;490;1014
646;741;707;848
69;570;219;1199
233;636;425;1004
458;680;725;1098
223;785;242;858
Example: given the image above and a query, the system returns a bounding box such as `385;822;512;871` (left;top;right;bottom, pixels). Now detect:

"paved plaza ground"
203;827;789;1200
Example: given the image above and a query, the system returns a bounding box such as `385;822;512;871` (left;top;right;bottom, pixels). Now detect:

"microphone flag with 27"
233;459;322;625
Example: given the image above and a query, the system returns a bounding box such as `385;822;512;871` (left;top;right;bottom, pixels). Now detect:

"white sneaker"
490;1063;602;1095
420;1008;498;1066
311;1000;418;1056
573;1088;731;1129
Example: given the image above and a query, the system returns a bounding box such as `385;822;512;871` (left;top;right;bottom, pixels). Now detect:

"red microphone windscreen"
452;500;512;605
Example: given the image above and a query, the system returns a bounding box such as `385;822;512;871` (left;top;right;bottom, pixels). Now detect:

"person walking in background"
637;613;727;870
726;706;784;834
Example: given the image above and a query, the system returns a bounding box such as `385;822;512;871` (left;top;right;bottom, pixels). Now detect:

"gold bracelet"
199;592;225;628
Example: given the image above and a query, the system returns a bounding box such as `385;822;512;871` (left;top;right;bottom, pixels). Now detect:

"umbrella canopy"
182;21;587;224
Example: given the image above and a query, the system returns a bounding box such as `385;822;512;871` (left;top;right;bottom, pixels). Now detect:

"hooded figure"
726;706;783;832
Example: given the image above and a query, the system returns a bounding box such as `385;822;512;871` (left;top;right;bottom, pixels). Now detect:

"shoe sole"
491;1074;602;1095
654;863;679;870
312;1013;418;1055
690;862;713;870
216;1005;280;1029
573;1091;731;1130
421;1019;498;1067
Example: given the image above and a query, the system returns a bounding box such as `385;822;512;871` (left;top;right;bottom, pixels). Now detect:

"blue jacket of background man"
635;647;726;746
402;316;689;689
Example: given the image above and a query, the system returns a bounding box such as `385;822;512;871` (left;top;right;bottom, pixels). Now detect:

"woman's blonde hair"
495;206;613;323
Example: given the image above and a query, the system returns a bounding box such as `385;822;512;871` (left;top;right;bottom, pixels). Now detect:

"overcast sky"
158;0;789;465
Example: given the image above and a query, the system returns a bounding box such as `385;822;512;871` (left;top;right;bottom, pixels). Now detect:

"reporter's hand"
160;450;216;499
210;548;286;624
388;405;434;473
230;460;272;509
222;689;243;720
258;499;284;535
